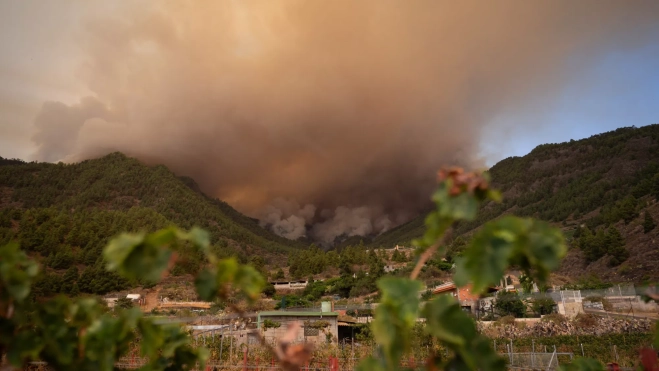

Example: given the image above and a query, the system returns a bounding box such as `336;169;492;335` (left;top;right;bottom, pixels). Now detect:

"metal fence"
581;284;637;299
507;351;573;370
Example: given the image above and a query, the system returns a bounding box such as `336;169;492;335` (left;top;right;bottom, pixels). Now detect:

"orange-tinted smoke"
30;1;659;243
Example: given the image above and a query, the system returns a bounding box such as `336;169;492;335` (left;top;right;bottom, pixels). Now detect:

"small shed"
126;294;145;306
258;311;339;345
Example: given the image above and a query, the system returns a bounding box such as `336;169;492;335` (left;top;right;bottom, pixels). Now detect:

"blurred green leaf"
423;295;505;371
182;227;211;252
0;242;39;302
195;257;265;302
372;278;422;369
194;268;218;302
454;216;565;294
104;233;145;271
216;257;239;286
433;187;479;221
7;331;43;366
423;295;473;347
235;265;266;302
104;231;173;283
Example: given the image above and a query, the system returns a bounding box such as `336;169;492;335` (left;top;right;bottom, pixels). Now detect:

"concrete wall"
272;281;308;290
262;316;338;345
557;302;584;319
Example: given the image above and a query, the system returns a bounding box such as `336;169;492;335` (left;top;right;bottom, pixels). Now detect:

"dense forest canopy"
0;153;305;295
372;124;659;247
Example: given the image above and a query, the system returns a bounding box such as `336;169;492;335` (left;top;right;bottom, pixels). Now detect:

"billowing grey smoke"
29;1;659;244
258;199;315;240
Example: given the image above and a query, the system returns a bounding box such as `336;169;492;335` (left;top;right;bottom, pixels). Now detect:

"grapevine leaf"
433;187;479;221
453;221;515;294
424;296;504;371
235;265;266;302
423;295;473;347
487;189;503;202
195;257;264;302
372;278;422;368
7;331;43;366
194;268;218;302
104;233;145;271
144;227;177;248
0;242;39;302
216;257;239;286
510;219;566;286
138;319;165;357
104;231;173;283
454;216;565;295
469;336;507;371
183;227;211;252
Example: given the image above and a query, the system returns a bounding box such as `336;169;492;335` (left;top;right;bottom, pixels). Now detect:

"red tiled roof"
431;282;457;295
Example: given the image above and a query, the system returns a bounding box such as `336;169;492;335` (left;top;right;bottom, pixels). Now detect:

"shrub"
573;313;599;329
494;315;516;327
531;296;556;315
262;319;281;330
115;297;134;309
541;313;567;324
494;291;526;318
584;295;603;303
262;282;276;297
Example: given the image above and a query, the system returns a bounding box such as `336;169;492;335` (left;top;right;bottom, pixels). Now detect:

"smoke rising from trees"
29;1;659;244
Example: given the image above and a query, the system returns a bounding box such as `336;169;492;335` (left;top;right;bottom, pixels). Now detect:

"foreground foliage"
2;167;658;370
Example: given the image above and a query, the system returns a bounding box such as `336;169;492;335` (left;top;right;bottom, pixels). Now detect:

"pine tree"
78;267;94;293
573;225;582;239
605;226;628;267
617;196;638;224
61;266;79;293
653;173;659;200
644;212;656;233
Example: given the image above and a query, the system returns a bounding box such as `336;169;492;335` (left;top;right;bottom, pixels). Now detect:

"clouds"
26;1;659;243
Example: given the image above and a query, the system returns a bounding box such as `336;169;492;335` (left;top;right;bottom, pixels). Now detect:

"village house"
432;282;499;315
270;280;310;291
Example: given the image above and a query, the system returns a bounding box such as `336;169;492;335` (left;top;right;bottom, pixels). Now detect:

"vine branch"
410;230;451;280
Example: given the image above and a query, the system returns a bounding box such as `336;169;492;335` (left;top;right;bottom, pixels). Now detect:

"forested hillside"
372;125;659;283
0;152;303;296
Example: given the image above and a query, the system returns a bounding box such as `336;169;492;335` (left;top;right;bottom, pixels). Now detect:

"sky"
1;1;659;243
479;44;659;165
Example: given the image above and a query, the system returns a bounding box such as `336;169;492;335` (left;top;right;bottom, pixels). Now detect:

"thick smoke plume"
30;1;659;244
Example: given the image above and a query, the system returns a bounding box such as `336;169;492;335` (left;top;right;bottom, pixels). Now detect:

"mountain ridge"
371;124;659;283
0;152;306;295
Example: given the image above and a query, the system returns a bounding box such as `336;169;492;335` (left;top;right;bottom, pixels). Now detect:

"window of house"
304;326;319;336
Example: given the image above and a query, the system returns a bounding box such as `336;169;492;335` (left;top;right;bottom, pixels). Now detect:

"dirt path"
144;289;160;312
585;308;658;321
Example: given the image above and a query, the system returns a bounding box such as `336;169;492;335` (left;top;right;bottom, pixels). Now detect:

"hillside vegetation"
0;152;303;295
371;125;659;283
